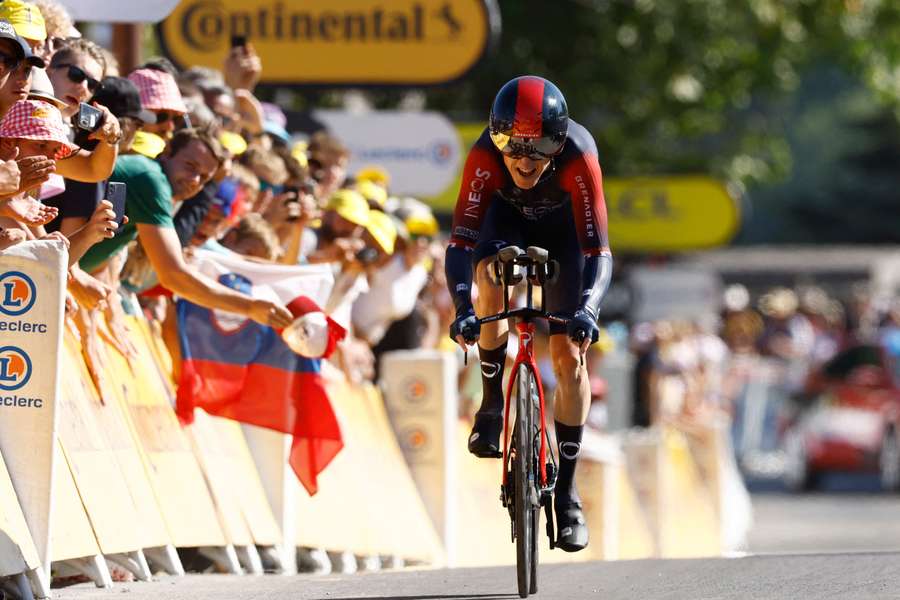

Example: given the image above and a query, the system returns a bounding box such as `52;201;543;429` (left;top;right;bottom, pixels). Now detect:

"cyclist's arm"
445;136;504;317
559;151;613;320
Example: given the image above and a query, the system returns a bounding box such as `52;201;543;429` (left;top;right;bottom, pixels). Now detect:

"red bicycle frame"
501;320;549;488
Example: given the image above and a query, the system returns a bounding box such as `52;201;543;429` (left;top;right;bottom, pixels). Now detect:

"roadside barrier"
292;378;445;565
622;427;722;558
381;350;659;567
0;240;67;593
0;445;48;598
1;240;743;599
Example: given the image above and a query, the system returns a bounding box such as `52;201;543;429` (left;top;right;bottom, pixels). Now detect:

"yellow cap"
356;179;388;207
405;211;439;238
0;0;46;41
219;131;248;156
131;131;166;159
326;189;369;227
291;141;308;168
365;209;397;255
356;165;390;187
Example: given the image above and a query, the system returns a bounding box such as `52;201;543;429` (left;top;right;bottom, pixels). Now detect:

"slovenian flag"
175;250;345;495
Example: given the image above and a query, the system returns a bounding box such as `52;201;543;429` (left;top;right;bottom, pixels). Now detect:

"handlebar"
476;245;566;328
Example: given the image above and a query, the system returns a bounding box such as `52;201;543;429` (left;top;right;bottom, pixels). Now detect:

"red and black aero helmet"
489;76;568;160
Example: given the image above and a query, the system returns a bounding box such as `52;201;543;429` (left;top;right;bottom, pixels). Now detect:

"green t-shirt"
79;154;174;273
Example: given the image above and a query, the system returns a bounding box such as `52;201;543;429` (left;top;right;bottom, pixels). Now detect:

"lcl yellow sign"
158;0;496;85
606;176;740;251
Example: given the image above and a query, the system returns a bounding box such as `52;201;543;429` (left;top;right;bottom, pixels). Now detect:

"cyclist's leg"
542;204;590;551
468;198;525;457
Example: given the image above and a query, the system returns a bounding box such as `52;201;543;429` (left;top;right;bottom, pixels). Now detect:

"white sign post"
380;350;458;565
313;110;462;198
0;240;67;576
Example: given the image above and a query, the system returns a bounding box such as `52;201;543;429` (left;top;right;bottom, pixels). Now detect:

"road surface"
53;552;900;600
52;474;900;600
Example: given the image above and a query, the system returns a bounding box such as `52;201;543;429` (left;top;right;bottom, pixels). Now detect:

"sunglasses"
153;111;191;128
0;51;20;72
491;132;564;161
54;63;100;93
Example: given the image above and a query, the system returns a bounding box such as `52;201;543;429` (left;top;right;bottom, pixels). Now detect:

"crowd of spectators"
621;281;900;448
0;0;452;393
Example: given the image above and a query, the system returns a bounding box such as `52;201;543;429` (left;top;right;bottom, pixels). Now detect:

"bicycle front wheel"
514;364;539;598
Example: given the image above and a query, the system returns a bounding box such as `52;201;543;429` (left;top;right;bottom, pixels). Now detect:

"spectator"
219;213;281;260
0;0;47;61
0;19;44;118
28;0;77;62
127;67;188;144
78;126;292;328
0;99;115;265
47;38;121;183
307;131;349;201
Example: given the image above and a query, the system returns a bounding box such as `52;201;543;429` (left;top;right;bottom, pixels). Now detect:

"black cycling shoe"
555;499;589;552
467;411;503;458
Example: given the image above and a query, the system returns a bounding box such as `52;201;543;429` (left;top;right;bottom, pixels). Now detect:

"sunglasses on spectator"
154;111;192;129
0;51;21;72
53;63;100;92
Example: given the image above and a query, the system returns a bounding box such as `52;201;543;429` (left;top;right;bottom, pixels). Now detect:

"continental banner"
158;0;499;85
0;240;67;574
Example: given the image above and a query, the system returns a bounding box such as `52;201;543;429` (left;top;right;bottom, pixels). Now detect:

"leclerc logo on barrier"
0;271;36;316
157;0;499;85
0;346;32;391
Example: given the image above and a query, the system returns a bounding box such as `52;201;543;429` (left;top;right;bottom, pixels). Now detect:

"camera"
356;247;379;265
75;102;103;132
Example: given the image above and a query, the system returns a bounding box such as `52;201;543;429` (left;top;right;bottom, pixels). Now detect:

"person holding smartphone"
45;38;122;183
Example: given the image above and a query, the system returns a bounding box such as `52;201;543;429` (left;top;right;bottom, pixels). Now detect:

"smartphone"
230;35;247;49
75;102;103;132
105;181;127;229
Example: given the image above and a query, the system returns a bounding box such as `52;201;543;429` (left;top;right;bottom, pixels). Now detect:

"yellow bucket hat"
405;211;439;238
291;141;308;168
365;209;397;255
219;131;248;156
0;0;46;41
356;179;388;208
131;131;166;159
356;165;390;187
326;189;369;227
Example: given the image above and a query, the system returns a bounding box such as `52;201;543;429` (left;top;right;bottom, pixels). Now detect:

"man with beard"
79;127;292;329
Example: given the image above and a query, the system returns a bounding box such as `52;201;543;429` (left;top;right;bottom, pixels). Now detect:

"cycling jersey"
445;118;613;331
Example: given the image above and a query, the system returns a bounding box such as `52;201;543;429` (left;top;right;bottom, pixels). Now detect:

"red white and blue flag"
175;250;345;495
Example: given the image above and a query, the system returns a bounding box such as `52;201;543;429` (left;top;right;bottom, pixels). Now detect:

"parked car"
782;344;900;492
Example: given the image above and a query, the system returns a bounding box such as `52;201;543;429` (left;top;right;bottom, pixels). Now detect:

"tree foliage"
425;0;900;189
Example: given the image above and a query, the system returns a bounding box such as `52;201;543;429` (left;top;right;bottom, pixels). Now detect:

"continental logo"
159;0;497;85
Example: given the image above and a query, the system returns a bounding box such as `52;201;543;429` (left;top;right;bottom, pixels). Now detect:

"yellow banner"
606;176;740;251
158;0;493;85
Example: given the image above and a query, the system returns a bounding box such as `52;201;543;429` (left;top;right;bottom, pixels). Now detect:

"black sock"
477;342;507;414
554;421;584;505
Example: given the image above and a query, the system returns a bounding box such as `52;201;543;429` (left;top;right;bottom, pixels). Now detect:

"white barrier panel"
0;446;41;577
380;350;458;565
0;240;67;574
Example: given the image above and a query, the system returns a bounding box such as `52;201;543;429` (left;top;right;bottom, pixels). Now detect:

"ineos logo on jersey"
0;272;36;317
0;346;32;391
463;167;492;220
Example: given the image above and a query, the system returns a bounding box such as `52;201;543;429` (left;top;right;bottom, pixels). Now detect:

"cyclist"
445;76;612;553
